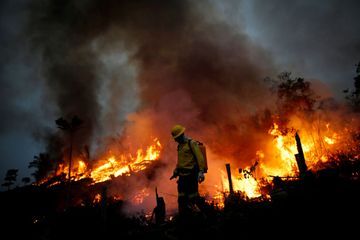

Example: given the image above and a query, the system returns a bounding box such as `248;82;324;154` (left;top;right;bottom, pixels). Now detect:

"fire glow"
90;138;162;183
48;138;162;185
41;117;356;208
215;118;352;202
220;170;261;199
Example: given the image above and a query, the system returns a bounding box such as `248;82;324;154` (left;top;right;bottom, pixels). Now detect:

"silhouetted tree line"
28;153;52;182
344;61;360;112
55;115;83;182
1;169;18;190
1;116;84;190
1;170;31;191
265;71;319;116
4;62;359;189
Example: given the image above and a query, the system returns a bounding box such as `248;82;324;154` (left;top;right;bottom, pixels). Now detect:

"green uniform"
176;139;206;174
175;138;205;214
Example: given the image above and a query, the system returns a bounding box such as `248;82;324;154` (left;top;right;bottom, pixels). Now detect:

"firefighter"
170;124;206;215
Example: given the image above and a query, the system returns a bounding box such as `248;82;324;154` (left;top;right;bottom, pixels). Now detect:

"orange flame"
131;188;150;205
40;138;162;187
93;193;102;204
214;118;352;204
90;138;162;183
220;170;261;199
40;113;357;209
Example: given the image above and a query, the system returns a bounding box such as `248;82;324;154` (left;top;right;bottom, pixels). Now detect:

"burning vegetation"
24;69;360;210
1;0;360;239
46;137;162;184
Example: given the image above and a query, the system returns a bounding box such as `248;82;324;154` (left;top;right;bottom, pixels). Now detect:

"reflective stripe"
188;192;199;199
178;192;198;198
178;192;186;197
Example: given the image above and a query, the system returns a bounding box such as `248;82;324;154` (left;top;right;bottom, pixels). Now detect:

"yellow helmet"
171;124;185;139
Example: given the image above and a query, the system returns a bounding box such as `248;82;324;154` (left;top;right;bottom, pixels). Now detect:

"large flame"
213;117;353;204
260;121;342;177
45;138;162;185
91;138;162;183
41;113;358;209
220;170;261;199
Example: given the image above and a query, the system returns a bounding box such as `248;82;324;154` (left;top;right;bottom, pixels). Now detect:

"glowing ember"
211;191;225;208
131;188;150;205
93;193;101;204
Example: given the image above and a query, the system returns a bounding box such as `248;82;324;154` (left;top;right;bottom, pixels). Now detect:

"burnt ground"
1;163;360;240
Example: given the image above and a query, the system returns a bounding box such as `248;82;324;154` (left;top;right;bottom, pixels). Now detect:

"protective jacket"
176;138;206;175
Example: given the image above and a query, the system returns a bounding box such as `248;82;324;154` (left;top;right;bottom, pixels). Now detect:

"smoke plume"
25;0;326;212
28;0;275;160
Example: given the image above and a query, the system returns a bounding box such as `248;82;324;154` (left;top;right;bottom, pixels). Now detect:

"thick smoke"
247;0;360;93
0;0;47;177
28;0;104;146
25;0;280;210
27;0;276;163
0;0;353;211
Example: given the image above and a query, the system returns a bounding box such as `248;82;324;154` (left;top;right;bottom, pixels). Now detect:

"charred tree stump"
225;163;234;194
295;132;308;177
152;187;166;225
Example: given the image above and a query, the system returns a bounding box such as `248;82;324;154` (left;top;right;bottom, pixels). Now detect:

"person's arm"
190;141;206;182
190;141;206;172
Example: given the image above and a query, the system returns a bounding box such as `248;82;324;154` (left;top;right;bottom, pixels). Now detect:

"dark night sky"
0;0;359;187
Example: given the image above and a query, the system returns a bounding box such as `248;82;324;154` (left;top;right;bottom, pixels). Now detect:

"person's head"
171;124;186;143
175;133;186;143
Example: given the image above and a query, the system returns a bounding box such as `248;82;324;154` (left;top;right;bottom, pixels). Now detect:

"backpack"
188;139;208;173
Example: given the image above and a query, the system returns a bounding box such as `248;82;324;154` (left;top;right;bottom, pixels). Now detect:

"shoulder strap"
188;139;197;159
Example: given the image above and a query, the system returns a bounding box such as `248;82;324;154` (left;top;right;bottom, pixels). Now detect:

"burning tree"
266;72;319;118
55;116;83;182
211;70;360;202
345;61;360;112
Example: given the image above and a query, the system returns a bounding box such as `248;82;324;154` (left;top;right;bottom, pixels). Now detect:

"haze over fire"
0;0;359;212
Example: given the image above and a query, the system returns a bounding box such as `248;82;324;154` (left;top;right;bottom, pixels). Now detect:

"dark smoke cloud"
0;0;357;214
26;0;276;165
246;0;360;94
0;0;40;134
26;0;191;147
4;0;358;194
28;0;105;146
22;1;278;209
0;0;47;179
